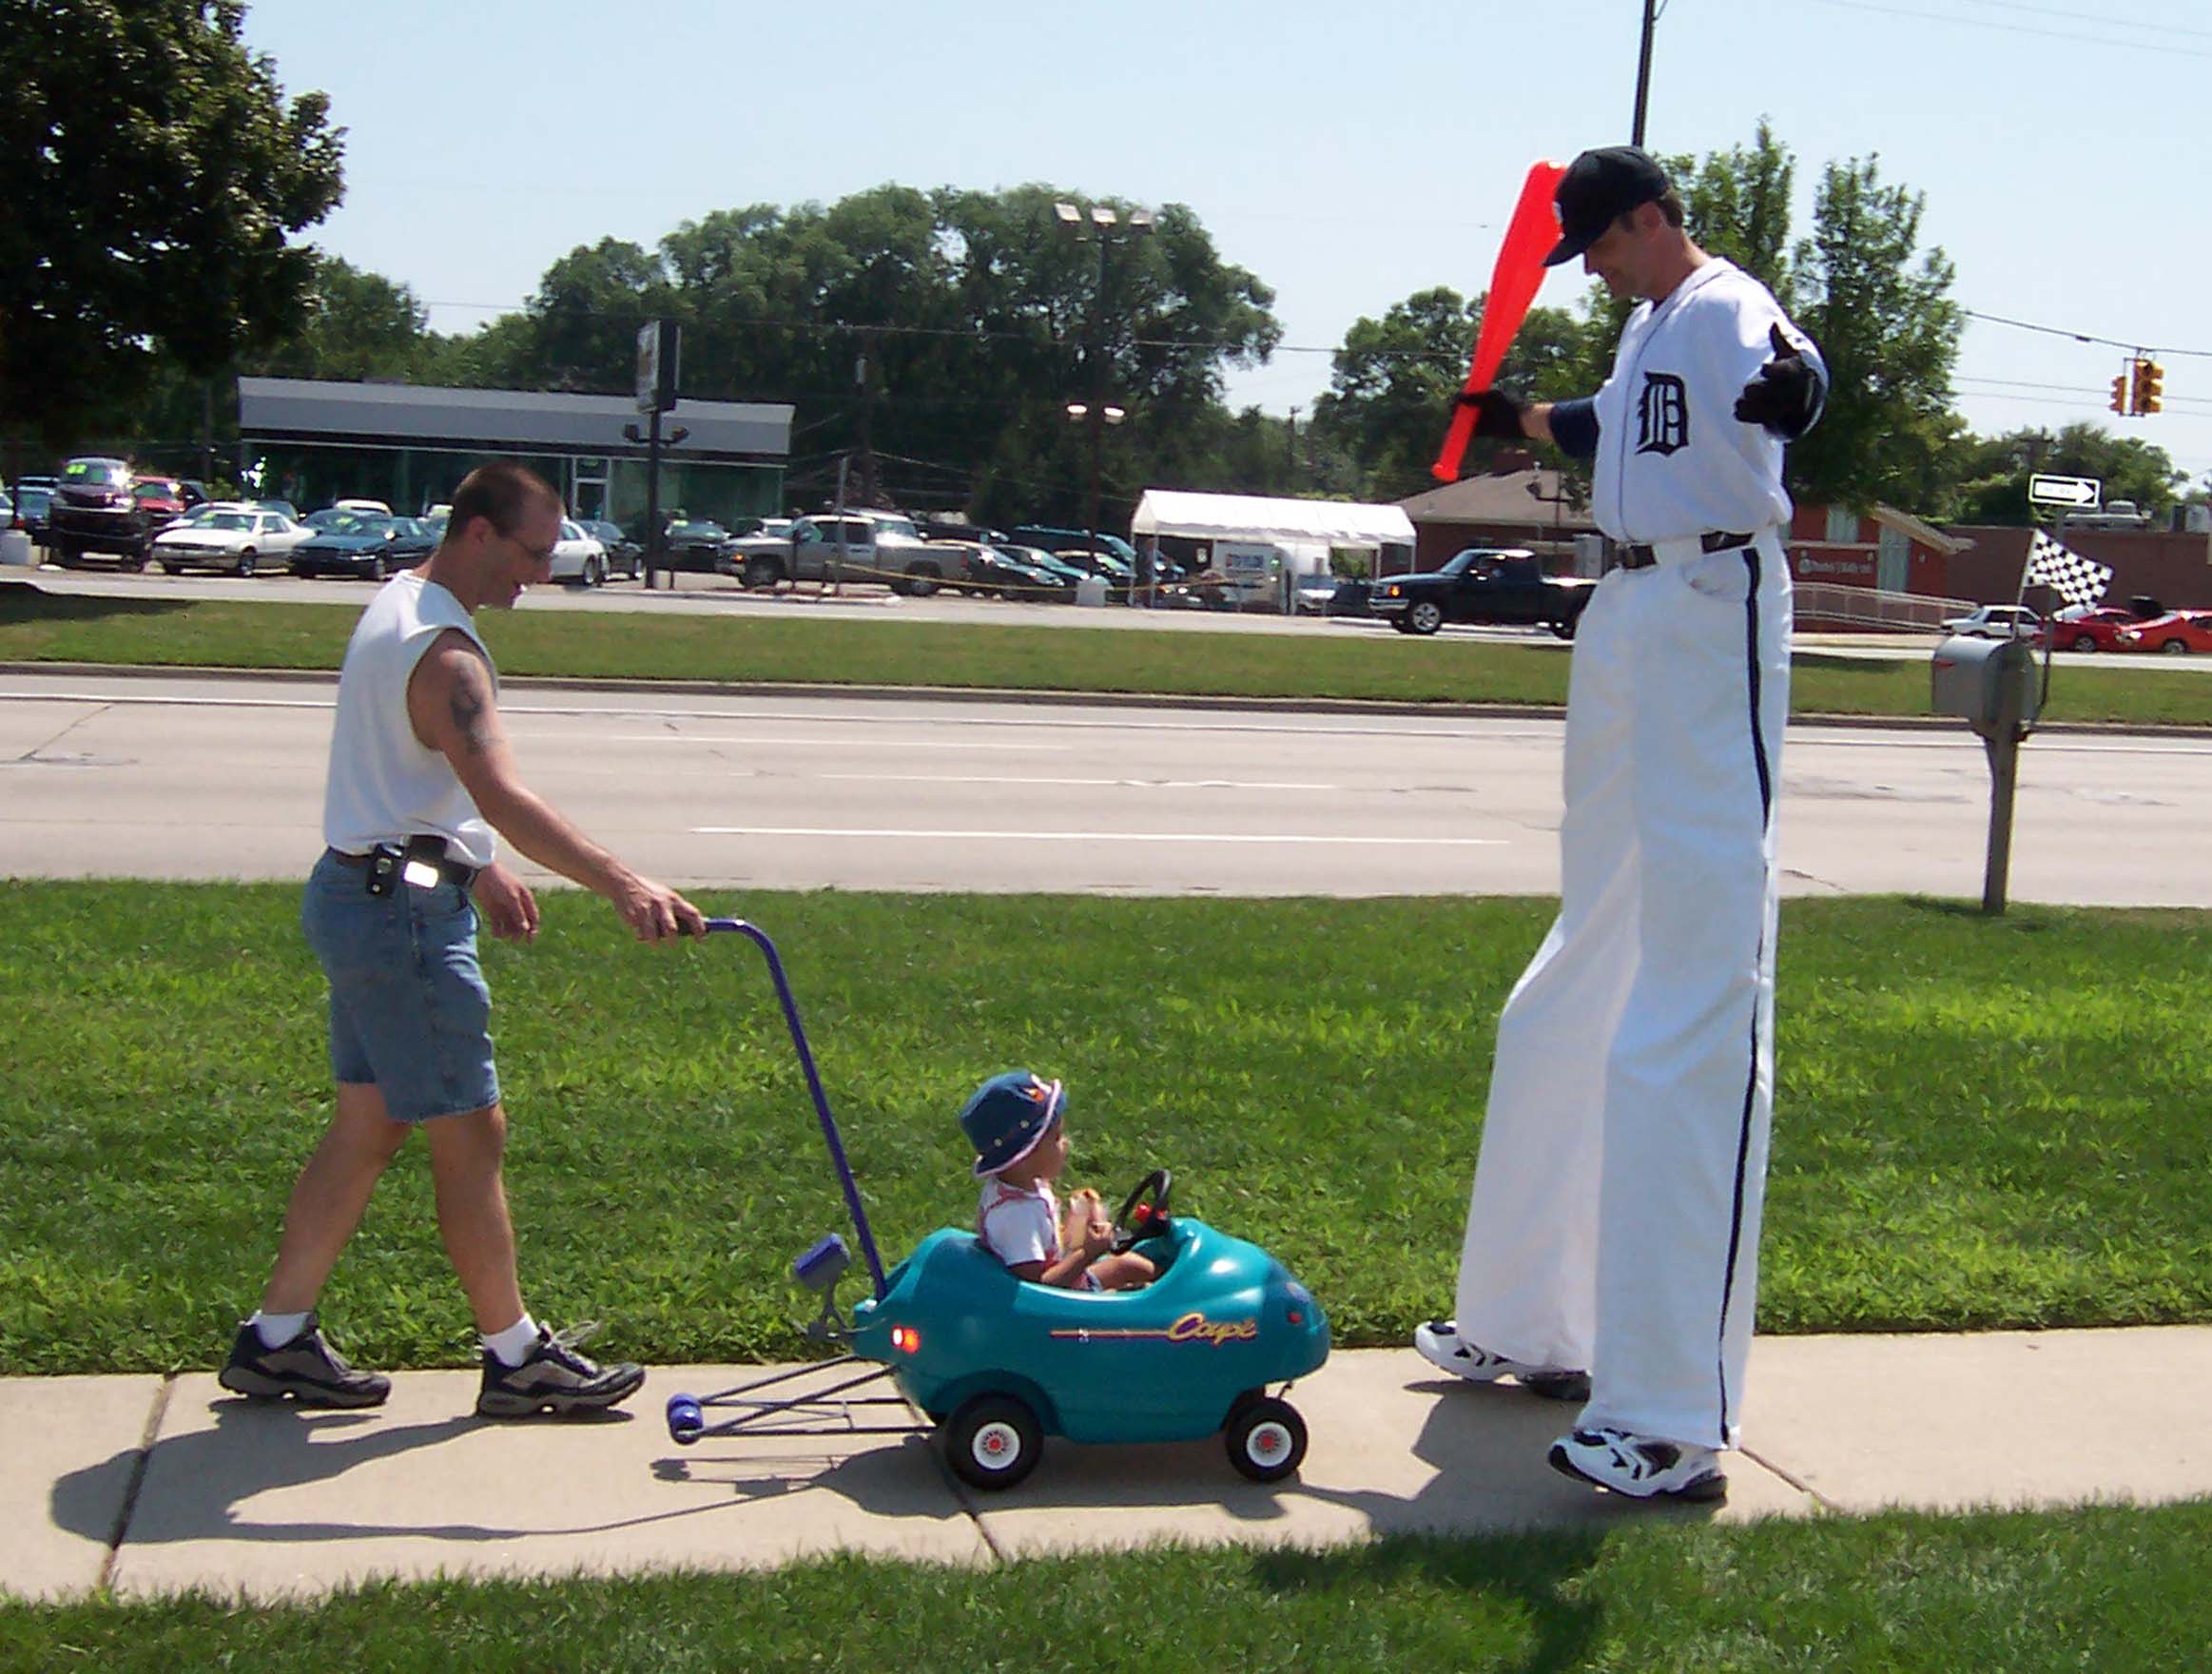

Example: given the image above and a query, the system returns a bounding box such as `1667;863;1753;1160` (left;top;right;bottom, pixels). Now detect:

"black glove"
1735;323;1823;439
1454;388;1528;440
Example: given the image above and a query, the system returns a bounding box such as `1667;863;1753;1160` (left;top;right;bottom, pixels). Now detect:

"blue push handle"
703;918;888;1299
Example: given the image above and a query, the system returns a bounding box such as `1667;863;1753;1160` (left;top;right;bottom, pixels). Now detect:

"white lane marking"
691;826;1506;846
590;734;1070;751
816;772;1340;790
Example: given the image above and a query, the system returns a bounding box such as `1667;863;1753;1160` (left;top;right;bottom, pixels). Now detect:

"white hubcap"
1247;1422;1291;1465
971;1422;1021;1470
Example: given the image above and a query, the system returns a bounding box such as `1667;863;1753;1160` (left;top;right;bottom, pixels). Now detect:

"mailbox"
1931;634;2042;733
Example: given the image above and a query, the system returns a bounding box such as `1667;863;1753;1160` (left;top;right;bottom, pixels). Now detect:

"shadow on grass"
1250;1529;1614;1673
0;580;194;626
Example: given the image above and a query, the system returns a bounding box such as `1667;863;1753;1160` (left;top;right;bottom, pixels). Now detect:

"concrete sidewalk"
10;1327;2212;1603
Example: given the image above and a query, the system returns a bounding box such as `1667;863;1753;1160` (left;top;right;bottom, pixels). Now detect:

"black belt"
1620;530;1754;570
327;845;479;889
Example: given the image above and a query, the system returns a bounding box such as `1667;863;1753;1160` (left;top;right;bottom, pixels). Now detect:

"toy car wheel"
942;1393;1042;1491
1225;1395;1307;1483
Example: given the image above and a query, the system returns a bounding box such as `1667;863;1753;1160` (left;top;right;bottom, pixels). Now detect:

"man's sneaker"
1412;1319;1591;1403
1548;1426;1729;1502
218;1313;391;1409
475;1322;645;1418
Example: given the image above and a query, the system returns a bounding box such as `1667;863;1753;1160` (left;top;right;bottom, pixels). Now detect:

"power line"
1804;0;2212;57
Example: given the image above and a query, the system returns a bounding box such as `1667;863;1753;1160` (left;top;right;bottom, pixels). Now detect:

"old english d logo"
1637;373;1689;456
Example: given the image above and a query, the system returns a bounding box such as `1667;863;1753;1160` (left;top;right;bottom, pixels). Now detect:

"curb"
7;659;2209;735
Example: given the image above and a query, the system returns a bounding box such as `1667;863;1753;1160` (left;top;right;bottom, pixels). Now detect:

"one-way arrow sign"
2028;474;2102;510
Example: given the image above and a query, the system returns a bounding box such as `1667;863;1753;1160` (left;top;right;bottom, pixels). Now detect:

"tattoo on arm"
446;659;495;755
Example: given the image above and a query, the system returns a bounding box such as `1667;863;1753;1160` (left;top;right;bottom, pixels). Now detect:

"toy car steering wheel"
1110;1169;1174;1255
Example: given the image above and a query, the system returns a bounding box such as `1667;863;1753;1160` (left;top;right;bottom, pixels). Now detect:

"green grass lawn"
6;1504;2209;1671
5;584;2208;725
3;886;2206;1377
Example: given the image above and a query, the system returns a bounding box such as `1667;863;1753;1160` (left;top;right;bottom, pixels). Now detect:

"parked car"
150;504;310;575
289;514;437;579
1370;548;1595;637
548;518;610;586
2050;606;2151;652
301;507;356;532
657;516;738;573
8;482;52;547
958;543;1074;600
727;510;960;594
333;497;393;516
580;518;643;580
251;499;301;521
998;543;1092;590
1008;525;1140;568
2113;611;2212;655
48;458;191;568
1939;604;2045;641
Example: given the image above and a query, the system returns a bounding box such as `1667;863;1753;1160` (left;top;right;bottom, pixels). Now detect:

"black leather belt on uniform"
1620;530;1754;570
327;844;479;890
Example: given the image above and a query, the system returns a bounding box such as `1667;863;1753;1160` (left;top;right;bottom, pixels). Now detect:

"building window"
1825;506;1859;543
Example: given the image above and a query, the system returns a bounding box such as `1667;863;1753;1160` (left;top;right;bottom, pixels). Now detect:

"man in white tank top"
221;461;706;1418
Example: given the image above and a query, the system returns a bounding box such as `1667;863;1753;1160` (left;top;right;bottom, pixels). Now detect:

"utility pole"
1287;406;1298;478
854;337;880;507
1632;0;1659;146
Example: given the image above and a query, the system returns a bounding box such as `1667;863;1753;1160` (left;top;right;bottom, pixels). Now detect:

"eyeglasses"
500;527;558;566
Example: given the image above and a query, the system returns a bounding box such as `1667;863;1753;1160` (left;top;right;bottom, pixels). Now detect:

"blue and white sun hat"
960;1070;1066;1178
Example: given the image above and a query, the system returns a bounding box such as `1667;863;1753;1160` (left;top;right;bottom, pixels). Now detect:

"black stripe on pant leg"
1716;546;1772;1439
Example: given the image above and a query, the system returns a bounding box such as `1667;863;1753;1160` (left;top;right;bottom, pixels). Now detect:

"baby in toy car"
962;1070;1155;1292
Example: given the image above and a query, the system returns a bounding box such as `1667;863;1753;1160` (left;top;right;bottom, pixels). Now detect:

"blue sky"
237;0;2212;495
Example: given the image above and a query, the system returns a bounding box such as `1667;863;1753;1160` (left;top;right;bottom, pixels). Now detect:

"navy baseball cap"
1546;146;1673;266
960;1070;1066;1178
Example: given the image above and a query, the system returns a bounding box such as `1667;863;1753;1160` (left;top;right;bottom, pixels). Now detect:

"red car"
2052;607;2148;652
2112;611;2212;655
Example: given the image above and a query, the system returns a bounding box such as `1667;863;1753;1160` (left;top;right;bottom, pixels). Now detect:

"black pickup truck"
1369;547;1595;638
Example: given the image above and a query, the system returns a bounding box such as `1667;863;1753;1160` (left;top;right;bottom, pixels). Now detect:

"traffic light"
2111;367;2132;414
2134;358;2163;415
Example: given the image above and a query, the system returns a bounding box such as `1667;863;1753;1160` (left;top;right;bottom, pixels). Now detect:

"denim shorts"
301;849;500;1123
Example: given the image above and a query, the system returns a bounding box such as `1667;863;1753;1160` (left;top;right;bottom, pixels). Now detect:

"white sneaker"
1548;1426;1728;1502
1412;1319;1590;1403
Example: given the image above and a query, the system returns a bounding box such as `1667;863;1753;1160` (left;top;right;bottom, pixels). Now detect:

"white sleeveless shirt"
321;572;497;868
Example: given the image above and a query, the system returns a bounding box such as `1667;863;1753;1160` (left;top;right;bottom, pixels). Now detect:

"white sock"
249;1309;311;1351
483;1314;541;1368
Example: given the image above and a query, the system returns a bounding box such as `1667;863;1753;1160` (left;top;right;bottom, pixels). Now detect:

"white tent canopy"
1130;490;1415;551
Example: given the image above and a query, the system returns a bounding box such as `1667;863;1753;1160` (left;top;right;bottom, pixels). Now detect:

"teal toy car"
663;924;1331;1491
849;1169;1329;1489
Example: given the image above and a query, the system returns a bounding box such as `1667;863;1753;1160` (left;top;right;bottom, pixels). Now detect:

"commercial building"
235;378;791;529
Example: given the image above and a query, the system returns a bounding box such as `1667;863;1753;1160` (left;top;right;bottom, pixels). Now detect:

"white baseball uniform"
1451;257;1823;1450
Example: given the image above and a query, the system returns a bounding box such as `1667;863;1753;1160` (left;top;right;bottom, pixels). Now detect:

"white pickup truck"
726;511;973;594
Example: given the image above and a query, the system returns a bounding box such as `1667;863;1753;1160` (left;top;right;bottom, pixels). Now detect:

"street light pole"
1631;0;1658;146
1055;200;1154;601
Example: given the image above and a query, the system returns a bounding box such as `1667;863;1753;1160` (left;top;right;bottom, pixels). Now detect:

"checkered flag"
2022;531;2111;613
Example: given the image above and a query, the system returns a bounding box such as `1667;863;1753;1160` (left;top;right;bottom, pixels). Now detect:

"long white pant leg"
1453;574;1641;1372
1584;535;1791;1450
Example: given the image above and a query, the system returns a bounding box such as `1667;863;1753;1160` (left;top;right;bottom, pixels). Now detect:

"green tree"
1310;289;1591;500
0;1;346;452
243;255;432;382
1785;155;1964;512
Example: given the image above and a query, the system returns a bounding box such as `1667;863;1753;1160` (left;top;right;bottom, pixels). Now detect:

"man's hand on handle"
611;872;708;942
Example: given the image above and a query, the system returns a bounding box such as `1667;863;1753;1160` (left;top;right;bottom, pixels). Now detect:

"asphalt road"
3;671;2205;905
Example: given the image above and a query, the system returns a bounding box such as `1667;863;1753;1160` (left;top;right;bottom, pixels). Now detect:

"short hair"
1656;186;1686;228
448;461;559;541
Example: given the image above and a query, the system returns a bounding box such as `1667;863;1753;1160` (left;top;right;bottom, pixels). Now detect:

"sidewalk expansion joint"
1740;1443;1837;1512
97;1372;174;1591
